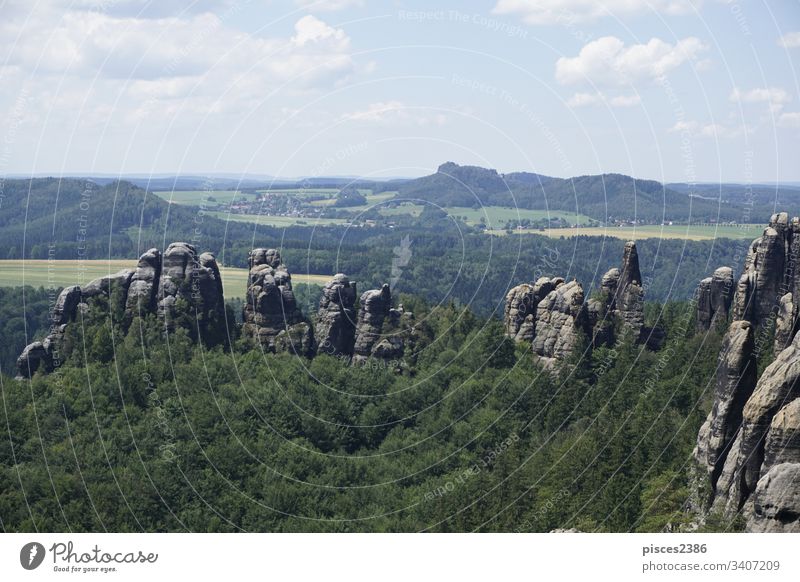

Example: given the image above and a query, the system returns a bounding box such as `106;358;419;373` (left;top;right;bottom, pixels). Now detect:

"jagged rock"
155;243;226;343
316;274;358;357
732;213;800;330
15;341;51;379
243;248;311;353
747;463;800;533
774;293;796;353
81;269;134;301
532;279;586;365
353;284;392;362
504;277;555;343
616;241;644;333
504;283;536;342
696;267;734;331
126;248;162;317
694;321;758;490
762;398;800;470
53;285;82;325
713;332;800;514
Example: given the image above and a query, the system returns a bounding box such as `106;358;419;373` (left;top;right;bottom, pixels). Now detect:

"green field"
152;190;257;205
486;224;766;241
0;260;331;299
443;206;595;228
207;212;352;227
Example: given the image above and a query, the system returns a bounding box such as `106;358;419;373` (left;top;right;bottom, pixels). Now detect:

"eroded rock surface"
315;274;358;357
242;248;313;356
696;267;734;331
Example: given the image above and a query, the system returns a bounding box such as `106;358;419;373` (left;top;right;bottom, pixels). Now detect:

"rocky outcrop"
156;243;226;339
503;277;555;343
747;463;800;533
732;213;800;330
531;279;586;366
353;284;392;362
616;241;645;334
694;321;758;489
763;398;800;470
242;248;314;356
16;244;230;378
503;241;648;367
774;293;796;353
315;274;358;357
696;267;734;331
125;247;162;319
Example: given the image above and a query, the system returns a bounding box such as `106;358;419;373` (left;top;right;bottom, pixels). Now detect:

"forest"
0;286;742;532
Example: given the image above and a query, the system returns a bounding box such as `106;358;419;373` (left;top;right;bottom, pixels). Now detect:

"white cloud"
669;120;745;139
556;36;707;86
730;87;791;113
294;0;364;11
566;91;640;108
492;0;700;25
778;31;800;48
779;112;800;128
340;101;447;126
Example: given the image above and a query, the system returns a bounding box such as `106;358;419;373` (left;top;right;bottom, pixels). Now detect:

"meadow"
0;260;331;299
486;223;765;240
151;190;258;205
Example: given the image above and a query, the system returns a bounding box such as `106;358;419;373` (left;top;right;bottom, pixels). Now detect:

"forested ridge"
0;289;734;532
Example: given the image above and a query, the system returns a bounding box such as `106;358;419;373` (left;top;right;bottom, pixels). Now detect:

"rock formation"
694;321;758;489
531;279;586;366
352;284;392;362
696;267;734;331
695;212;800;533
503;241;647;366
16;243;227;378
242;248;314;356
315;274;358;357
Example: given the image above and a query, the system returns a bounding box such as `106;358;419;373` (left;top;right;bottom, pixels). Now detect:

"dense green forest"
0;288;736;532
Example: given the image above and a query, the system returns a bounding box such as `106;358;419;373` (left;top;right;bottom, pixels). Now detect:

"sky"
0;0;798;183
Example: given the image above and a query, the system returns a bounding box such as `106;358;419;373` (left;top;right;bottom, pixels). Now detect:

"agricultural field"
152;190;257;205
485;223;766;241
443;206;595;228
309;190;396;207
0;260;331;299
207;212;352;227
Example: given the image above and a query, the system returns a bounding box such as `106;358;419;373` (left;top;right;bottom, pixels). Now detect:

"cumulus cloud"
730;87;791;113
668;120;745;139
566;91;640;108
556;36;708;86
778;31;800;48
492;0;701;25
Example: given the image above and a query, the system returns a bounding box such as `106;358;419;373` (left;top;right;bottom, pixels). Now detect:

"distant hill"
389;162;775;223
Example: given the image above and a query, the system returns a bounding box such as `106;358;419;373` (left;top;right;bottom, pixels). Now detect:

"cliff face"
242;248;314;357
16;243;226;378
695;213;800;533
503;240;647;366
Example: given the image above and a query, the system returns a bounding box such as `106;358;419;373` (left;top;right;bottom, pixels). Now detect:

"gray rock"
315;274;358;357
774;293;796;353
504;283;536;342
616;241;644;334
696;267;735;331
353;284;392;362
53;285;82;326
125;247;162;317
762;398;800;471
81;269;134;301
532;279;586;365
747;463;800;533
694;320;758;490
15;341;51;379
243;248;310;353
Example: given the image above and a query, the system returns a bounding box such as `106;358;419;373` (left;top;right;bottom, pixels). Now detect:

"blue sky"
1;0;798;182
